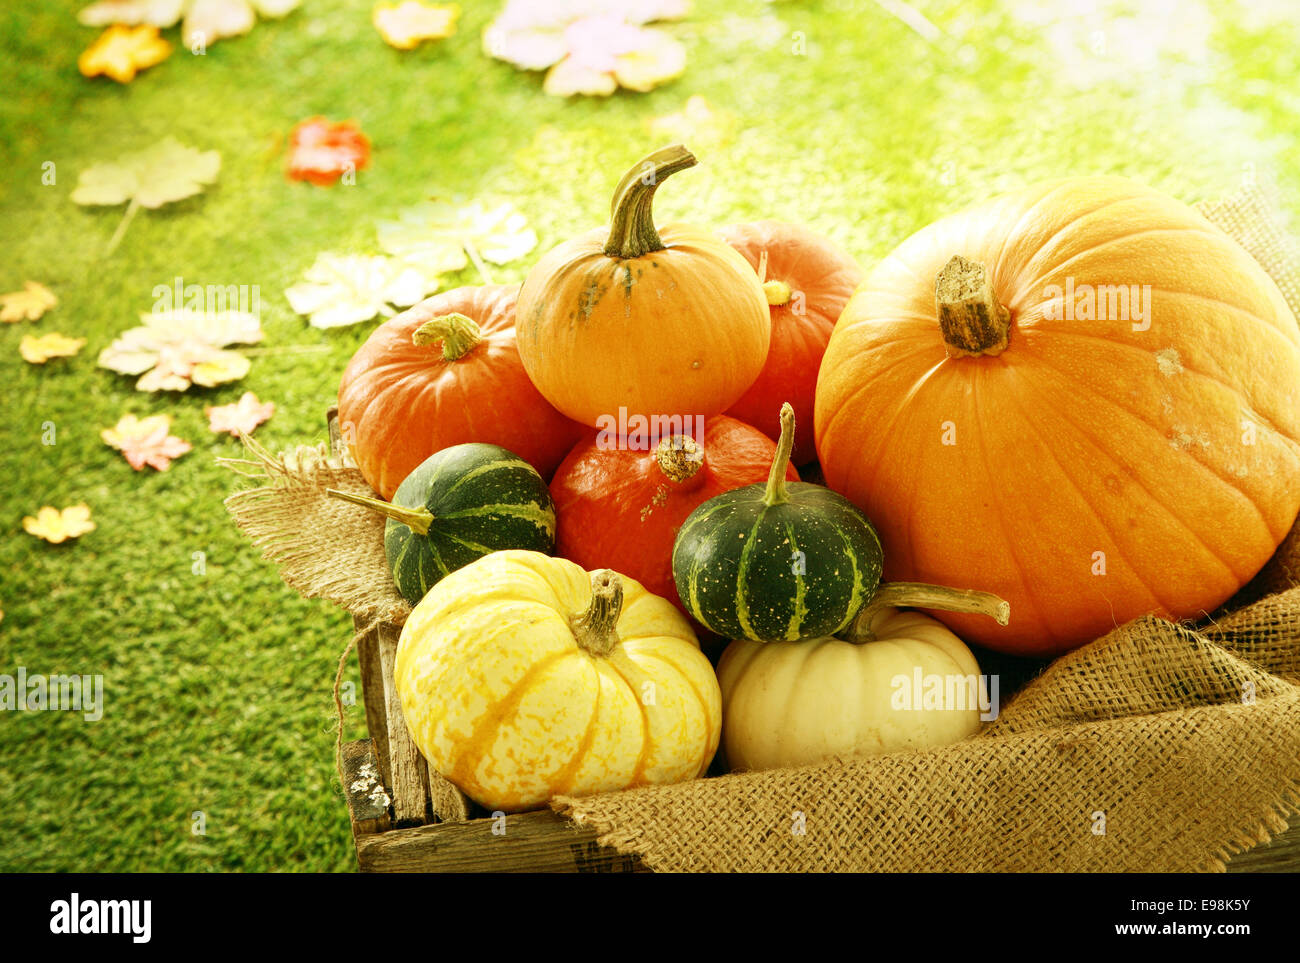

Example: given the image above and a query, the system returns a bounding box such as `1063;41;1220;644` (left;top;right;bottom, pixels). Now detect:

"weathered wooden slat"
1225;819;1300;873
353;617;391;790
356;809;647;873
377;623;432;827
341;739;391;845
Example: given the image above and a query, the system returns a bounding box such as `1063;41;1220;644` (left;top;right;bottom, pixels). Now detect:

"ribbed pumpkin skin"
383;444;556;604
516;224;771;427
718;609;983;773
550;416;799;612
338;285;583;500
673;482;884;643
721;221;863;464
395;550;721;813
815;176;1300;656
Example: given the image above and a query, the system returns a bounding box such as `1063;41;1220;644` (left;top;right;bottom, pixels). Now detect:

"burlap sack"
225;182;1300;872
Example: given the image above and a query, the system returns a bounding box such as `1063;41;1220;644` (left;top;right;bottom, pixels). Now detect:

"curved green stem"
412;313;481;361
763;403;796;507
847;581;1010;642
604;144;697;259
326;488;433;536
571;570;623;658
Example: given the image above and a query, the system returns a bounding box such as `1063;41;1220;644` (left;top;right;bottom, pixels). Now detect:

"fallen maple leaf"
0;282;57;323
20;333;87;364
374;1;459;49
23;505;96;544
78;24;172;84
484;1;688;96
72;138;221;254
287;117;371;186
102;414;193;471
376;199;537;280
206;391;275;436
183;0;256;46
98;308;262;392
648;95;734;146
284;253;437;328
78;0;185;26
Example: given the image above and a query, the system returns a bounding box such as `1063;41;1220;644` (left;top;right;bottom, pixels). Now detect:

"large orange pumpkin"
338;285;583;499
720;221;863;464
516;145;770;428
815;176;1300;656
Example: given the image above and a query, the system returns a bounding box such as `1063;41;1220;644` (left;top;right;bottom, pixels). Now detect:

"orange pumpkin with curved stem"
516;145;770;428
815;176;1300;656
338;285;583;499
721;221;862;465
550;416;798;612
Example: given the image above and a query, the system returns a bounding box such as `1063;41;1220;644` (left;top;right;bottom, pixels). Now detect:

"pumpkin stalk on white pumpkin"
603;144;697;259
848;582;1010;643
325;488;433;536
411;312;481;361
570;570;623;658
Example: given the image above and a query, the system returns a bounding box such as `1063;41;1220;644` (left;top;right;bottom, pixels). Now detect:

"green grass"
1;0;1298;872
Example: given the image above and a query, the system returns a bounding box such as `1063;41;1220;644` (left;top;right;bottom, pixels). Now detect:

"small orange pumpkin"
816;176;1300;656
516;145;770;428
721;221;862;464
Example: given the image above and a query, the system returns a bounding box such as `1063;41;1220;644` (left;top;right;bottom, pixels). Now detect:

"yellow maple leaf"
22;505;96;544
0;281;57;322
20;333;87;364
373;1;458;50
79;24;173;84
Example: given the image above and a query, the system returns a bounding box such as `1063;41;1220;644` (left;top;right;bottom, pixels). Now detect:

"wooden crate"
326;410;1300;873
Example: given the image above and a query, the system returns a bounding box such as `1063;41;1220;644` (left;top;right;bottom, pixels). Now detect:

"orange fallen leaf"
78;24;172;83
20;333;87;364
206;391;275;436
286;117;372;186
1;282;57;322
23;505;96;544
101;413;192;470
374;1;459;50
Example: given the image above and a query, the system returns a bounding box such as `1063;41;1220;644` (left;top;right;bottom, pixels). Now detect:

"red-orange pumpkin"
516;145;770;428
550;416;799;612
815;176;1300;656
721;221;862;464
338;285;583;499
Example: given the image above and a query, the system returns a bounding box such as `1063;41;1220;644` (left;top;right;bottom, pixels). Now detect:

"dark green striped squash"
672;403;884;642
329;443;556;604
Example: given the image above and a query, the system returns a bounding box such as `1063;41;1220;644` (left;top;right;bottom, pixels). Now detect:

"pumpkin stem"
655;434;704;483
572;569;624;658
412;312;481;361
763;403;797;506
763;279;793;306
935;255;1010;357
604;144;697;259
326;488;433;536
846;581;1010;643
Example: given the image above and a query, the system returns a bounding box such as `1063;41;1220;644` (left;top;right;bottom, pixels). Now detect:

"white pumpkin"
717;606;991;773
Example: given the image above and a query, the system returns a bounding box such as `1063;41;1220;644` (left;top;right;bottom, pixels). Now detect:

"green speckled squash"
672;404;885;642
329;443;556;604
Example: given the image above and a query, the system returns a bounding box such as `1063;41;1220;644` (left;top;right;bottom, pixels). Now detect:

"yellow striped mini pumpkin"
395;550;721;813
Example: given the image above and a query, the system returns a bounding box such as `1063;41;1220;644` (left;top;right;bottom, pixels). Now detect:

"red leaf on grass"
287;117;371;186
